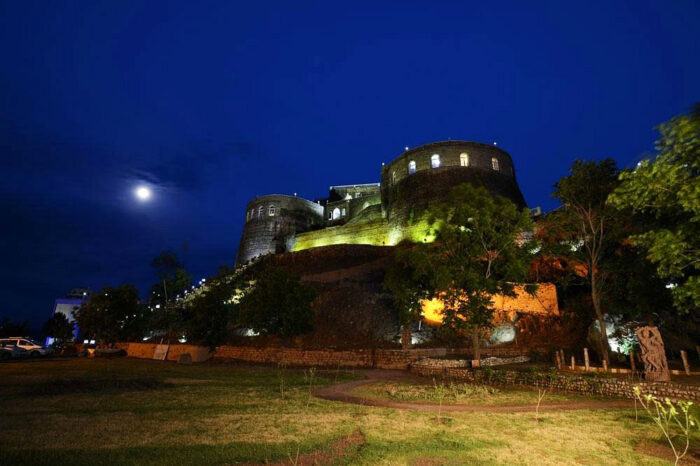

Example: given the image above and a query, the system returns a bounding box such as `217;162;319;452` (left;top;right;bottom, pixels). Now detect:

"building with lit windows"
236;140;526;266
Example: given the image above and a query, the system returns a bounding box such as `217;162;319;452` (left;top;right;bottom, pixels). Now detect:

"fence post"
570;355;575;371
681;350;690;375
584;348;590;372
602;359;608;372
554;351;561;369
630;349;636;372
559;349;565;368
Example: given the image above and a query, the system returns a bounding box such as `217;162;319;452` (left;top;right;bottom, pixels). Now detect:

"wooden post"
559;350;565;367
570;355;575;370
584;348;590;372
681;350;690;376
554;351;561;369
603;359;608;372
630;349;636;372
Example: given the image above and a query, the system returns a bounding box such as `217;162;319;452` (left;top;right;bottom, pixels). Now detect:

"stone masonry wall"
411;362;700;401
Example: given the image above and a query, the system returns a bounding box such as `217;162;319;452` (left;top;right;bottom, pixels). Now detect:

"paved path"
313;369;635;413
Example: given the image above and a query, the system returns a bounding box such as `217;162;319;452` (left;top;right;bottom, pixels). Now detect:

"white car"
0;338;50;358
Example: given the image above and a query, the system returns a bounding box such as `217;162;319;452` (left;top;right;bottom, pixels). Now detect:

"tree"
552;159;620;364
384;244;434;348
239;266;316;338
428;183;535;359
182;266;241;348
149;251;191;306
609;105;699;311
0;317;29;338
75;284;146;343
42;313;74;341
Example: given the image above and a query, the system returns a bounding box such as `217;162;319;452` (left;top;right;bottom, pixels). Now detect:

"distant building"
48;288;90;344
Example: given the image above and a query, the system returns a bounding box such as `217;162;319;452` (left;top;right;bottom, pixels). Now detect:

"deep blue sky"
1;1;698;328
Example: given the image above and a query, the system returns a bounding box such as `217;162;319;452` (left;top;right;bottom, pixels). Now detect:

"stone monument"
635;326;670;382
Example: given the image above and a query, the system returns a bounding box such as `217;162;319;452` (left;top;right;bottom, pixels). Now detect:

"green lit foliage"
41;312;74;341
428;183;535;357
75;284;148;343
551;158;621;364
239;266;316;338
610;105;700;311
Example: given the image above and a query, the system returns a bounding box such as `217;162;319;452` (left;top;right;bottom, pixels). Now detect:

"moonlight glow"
135;186;152;201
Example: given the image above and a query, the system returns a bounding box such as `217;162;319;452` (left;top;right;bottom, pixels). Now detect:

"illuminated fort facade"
236;140;527;266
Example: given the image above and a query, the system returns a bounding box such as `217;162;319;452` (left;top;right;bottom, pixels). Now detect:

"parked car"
50;341;79;357
0;338;51;357
0;345;13;360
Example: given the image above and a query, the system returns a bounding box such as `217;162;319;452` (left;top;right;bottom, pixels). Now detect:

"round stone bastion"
236;194;324;266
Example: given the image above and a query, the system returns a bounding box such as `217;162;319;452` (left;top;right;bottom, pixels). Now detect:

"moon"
135;186;152;201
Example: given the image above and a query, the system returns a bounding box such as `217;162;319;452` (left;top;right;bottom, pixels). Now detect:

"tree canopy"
551;158;621;364
239;266;316;338
609;105;699;312
182;266;241;347
42;313;74;341
75;284;146;343
425;183;535;357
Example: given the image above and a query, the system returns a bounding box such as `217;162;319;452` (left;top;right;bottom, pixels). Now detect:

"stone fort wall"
236;141;528;264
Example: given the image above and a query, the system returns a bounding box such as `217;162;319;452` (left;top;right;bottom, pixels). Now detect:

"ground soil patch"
240;429;365;466
635;439;700;465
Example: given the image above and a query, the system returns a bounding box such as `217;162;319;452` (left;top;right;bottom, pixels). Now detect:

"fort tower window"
408;160;416;174
258;206;263;218
332;207;341;220
268;205;276;216
492;157;499;171
460;153;469;167
431;154;441;168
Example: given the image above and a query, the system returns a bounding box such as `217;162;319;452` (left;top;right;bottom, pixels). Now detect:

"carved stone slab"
635;326;670;382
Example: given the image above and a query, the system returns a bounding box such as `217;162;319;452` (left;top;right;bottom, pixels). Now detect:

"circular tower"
380;141;527;242
236;194;324;266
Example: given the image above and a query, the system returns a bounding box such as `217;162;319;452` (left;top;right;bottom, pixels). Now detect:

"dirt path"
313;369;636;413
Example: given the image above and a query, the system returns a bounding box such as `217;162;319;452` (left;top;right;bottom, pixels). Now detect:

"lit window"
332;207;341;220
341;208;346;216
492;157;499;171
355;192;361;198
431;154;441;168
268;205;276;216
460;153;469;167
408;160;416;174
392;171;396;184
258;206;263;218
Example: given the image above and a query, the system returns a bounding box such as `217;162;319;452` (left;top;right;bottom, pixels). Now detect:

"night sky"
1;1;698;329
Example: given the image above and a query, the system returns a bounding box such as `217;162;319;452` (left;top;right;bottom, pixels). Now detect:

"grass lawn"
0;358;696;465
351;381;601;406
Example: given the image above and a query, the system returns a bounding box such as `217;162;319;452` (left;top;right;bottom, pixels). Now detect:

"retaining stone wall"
411;363;700;401
122;343;212;362
214;346;374;368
